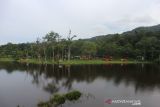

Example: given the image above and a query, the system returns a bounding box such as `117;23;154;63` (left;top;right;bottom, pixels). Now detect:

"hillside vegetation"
0;24;160;62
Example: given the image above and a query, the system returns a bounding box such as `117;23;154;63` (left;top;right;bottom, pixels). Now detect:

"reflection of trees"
1;62;160;93
44;82;59;94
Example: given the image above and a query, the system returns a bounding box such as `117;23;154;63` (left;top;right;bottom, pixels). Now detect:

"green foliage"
43;31;59;43
37;101;51;107
37;90;82;107
81;41;97;56
50;94;65;105
0;25;160;61
65;90;82;101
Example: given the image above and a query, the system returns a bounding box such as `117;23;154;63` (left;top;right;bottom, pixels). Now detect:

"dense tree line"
0;24;160;61
0;30;77;62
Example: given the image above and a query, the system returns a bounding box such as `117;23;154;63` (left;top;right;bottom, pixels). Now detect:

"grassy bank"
0;58;150;65
0;58;15;62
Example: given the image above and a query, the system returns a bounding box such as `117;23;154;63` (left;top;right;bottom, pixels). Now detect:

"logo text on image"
104;99;141;106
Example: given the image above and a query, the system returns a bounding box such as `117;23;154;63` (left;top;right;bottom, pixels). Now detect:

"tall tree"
36;38;41;62
43;31;59;62
81;41;97;58
67;30;76;61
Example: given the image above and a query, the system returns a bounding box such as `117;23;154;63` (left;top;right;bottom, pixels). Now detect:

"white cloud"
0;0;160;44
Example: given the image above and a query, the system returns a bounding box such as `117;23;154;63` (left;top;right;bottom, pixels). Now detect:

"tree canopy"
0;24;160;61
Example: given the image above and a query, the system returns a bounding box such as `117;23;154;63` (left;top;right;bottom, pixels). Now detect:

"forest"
0;24;160;62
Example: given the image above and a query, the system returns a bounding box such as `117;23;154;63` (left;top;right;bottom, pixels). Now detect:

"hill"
73;24;160;60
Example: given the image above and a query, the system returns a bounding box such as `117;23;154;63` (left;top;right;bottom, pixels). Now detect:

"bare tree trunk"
68;46;71;61
57;47;60;64
52;47;54;62
143;48;146;61
62;49;64;61
38;54;41;63
44;48;46;62
26;50;28;59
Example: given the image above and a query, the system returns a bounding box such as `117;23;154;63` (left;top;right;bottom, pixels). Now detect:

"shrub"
50;94;66;105
65;90;82;101
37;101;50;107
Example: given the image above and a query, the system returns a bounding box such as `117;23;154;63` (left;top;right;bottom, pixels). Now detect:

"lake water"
0;62;160;107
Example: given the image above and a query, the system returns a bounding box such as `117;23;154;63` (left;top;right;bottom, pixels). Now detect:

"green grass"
60;60;149;65
0;58;15;62
0;58;150;65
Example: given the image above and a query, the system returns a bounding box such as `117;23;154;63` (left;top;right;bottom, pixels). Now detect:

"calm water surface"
0;62;160;107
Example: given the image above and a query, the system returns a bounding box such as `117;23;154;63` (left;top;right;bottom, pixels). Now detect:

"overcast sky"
0;0;160;44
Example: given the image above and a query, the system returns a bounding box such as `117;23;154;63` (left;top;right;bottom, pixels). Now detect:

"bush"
65;90;82;101
37;90;82;107
37;101;50;107
50;94;66;105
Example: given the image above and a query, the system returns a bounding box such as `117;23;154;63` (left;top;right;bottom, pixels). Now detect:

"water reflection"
0;62;160;93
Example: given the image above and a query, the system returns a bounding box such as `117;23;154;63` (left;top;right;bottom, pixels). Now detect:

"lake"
0;62;160;107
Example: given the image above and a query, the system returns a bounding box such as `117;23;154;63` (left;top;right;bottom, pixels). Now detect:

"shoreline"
0;58;150;65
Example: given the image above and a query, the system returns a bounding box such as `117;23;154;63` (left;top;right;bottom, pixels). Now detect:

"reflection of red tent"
104;55;112;61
